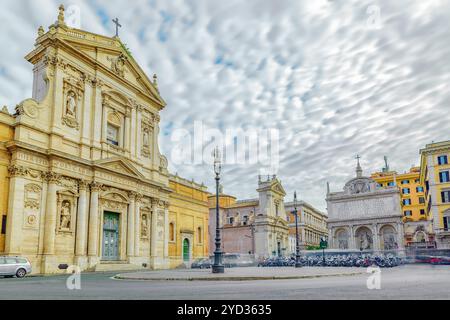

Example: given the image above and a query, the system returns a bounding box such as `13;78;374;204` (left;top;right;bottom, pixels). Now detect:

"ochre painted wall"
0;114;14;253
168;177;209;267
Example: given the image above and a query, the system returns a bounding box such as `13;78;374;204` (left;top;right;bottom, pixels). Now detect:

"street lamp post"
292;191;302;268
212;146;224;274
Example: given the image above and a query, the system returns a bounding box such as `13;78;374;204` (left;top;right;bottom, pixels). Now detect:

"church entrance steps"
95;261;147;272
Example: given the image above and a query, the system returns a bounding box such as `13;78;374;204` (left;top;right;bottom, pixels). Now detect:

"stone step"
95;262;147;272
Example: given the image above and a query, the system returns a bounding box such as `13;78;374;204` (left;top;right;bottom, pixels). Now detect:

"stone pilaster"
134;193;142;257
4;165;28;255
75;180;89;259
150;199;158;260
164;201;169;259
127;191;136;257
88;182;102;259
42;172;60;255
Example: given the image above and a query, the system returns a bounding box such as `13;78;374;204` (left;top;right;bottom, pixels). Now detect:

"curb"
113;272;365;282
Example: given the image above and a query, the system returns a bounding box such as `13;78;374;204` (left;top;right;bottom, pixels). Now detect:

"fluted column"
75;180;88;257
127;192;136;257
43;172;60;255
134;194;142;256
150;199;158;258
88;182;102;257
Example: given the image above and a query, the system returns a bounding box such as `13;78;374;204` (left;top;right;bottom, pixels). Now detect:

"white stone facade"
327;160;404;252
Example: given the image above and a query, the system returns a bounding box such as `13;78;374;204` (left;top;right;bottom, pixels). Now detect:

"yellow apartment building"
420;140;450;249
372;166;434;248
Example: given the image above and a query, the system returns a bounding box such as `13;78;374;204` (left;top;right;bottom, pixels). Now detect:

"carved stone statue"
60;201;71;229
111;54;127;77
143;130;149;147
66;91;77;118
141;215;148;237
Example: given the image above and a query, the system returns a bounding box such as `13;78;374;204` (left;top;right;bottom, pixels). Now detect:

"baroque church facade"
327;158;405;252
208;175;290;258
0;6;209;274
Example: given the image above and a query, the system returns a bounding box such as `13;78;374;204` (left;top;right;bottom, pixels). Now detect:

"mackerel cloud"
1;0;449;211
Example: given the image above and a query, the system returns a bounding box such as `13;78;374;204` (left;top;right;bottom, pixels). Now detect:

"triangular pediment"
94;157;145;179
27;25;166;109
271;180;286;196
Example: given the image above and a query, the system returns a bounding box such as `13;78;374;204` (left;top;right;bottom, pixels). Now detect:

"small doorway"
102;212;120;261
183;238;190;262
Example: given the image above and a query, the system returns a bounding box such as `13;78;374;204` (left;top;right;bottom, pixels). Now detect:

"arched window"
197;227;202;243
169;222;175;242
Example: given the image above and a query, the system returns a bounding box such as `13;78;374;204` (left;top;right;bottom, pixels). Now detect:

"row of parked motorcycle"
257;253;404;268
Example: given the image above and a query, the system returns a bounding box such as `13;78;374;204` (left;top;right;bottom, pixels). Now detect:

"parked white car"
0;257;32;278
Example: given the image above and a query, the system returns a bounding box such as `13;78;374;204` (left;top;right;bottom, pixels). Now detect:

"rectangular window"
402;188;410;194
441;191;450;203
107;123;119;146
444;217;449;231
228;217;234;225
420;209;425;215
419;197;425;204
404;210;412;216
438;155;448;165
401;180;410;185
416;186;424;192
1;215;6;234
403;199;411;205
388;182;395;187
439;171;450;183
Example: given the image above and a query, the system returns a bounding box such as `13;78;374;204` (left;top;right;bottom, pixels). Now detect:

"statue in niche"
141;214;148;237
66;91;77;118
143;130;149;147
60;201;71;230
358;231;372;250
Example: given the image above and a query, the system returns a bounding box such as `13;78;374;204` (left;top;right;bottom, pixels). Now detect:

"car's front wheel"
16;268;27;278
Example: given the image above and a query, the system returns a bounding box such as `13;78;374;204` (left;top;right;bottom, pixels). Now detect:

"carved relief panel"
23;184;42;229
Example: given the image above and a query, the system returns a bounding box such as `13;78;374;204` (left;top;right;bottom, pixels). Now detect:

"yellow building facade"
0;5;210;274
371;167;435;248
0;110;14;253
371;167;427;222
420;140;450;249
168;175;209;267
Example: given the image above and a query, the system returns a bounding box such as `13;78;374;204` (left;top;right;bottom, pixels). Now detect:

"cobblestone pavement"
0;264;449;300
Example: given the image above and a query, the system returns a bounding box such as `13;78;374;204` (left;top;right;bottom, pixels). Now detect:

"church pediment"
94;158;145;179
28;25;166;109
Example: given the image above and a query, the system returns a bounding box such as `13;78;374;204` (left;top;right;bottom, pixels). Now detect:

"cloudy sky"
1;0;449;211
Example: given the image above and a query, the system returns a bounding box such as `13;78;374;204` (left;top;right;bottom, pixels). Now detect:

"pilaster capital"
150;198;159;208
90;181;103;192
128;191;138;201
42;171;62;184
78;180;89;191
8;165;29;178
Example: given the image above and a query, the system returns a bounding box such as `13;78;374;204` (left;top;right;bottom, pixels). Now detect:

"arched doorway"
183;238;190;262
380;225;398;250
355;227;373;250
